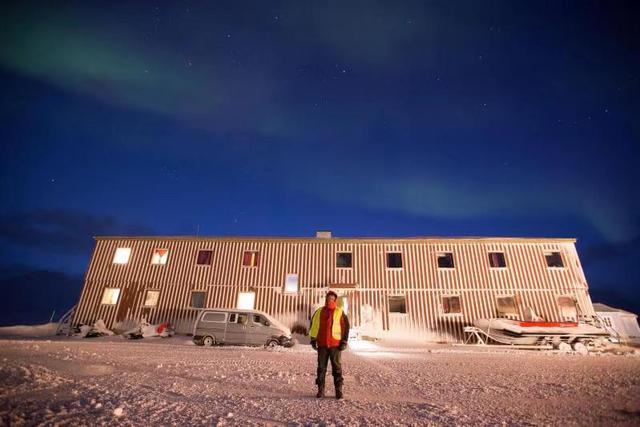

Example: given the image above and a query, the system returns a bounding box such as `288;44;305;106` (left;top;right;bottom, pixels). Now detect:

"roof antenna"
196;224;200;237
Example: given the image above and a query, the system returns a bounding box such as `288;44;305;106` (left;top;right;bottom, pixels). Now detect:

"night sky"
1;1;638;325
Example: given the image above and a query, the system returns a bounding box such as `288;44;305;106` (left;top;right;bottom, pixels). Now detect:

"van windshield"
259;312;290;335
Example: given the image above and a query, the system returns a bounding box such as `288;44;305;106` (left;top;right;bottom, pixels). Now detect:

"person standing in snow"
309;290;350;399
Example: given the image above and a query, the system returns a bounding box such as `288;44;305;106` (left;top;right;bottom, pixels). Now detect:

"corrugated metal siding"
73;237;594;341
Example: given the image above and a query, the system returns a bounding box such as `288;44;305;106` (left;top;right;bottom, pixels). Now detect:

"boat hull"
473;318;609;346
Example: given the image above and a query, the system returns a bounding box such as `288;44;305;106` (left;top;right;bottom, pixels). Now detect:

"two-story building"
72;232;596;342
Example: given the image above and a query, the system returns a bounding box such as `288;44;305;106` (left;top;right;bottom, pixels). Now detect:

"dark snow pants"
316;347;342;388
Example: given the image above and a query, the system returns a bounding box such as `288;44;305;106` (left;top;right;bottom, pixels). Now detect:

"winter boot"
335;383;343;400
316;384;325;398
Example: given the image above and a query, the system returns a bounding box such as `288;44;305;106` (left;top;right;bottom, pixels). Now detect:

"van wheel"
202;336;215;347
265;339;279;348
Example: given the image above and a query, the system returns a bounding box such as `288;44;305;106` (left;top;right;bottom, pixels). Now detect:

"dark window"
437;252;455;268
387;252;403;268
442;296;462;314
202;312;226;323
488;252;507;268
545;252;564;268
336;252;352;268
190;291;206;308
196;250;213;265
242;251;260;267
389;296;407;313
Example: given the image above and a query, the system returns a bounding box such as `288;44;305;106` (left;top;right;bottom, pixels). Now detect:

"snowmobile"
123;319;175;339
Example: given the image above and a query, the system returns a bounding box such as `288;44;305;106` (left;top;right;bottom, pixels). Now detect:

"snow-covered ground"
1;336;639;426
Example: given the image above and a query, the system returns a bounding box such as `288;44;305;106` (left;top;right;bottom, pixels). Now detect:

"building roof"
592;303;636;316
93;235;577;244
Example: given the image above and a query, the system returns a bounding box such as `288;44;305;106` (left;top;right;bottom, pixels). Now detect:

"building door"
115;282;142;324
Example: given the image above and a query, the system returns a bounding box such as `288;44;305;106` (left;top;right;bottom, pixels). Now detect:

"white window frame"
151;248;169;265
436;252;455;270
544;251;565;269
441;294;463;316
242;250;260;268
113;247;131;264
385;252;403;270
284;273;299;294
143;289;160;307
101;287;121;305
488;252;507;269
195;249;213;266
336;252;353;269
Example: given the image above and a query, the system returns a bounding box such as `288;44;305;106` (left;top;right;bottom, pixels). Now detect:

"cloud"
0;210;154;255
0;265;82;325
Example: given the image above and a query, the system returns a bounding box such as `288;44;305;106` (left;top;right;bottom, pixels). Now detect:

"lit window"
437;252;454;269
190;291;206;308
113;248;131;264
143;290;160;307
196;250;213;265
284;274;299;294
389;296;407;313
336;252;353;268
496;296;518;317
101;288;121;305
242;251;260;267
442;296;462;314
488;252;506;268
387;252;402;268
151;249;169;265
237;291;256;310
545;252;564;268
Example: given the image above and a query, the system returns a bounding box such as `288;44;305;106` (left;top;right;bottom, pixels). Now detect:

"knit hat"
326;290;338;299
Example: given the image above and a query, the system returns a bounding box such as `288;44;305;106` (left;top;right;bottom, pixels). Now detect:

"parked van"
193;308;294;348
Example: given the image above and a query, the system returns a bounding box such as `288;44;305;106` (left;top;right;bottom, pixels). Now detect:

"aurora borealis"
1;1;638;322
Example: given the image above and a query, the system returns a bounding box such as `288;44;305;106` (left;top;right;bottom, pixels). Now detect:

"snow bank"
0;322;58;338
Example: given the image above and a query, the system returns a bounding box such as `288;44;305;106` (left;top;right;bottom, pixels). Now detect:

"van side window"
238;313;248;325
253;314;268;326
229;313;237;323
202;312;226;323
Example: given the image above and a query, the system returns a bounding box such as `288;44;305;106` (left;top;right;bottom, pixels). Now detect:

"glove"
310;339;317;350
338;341;347;351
